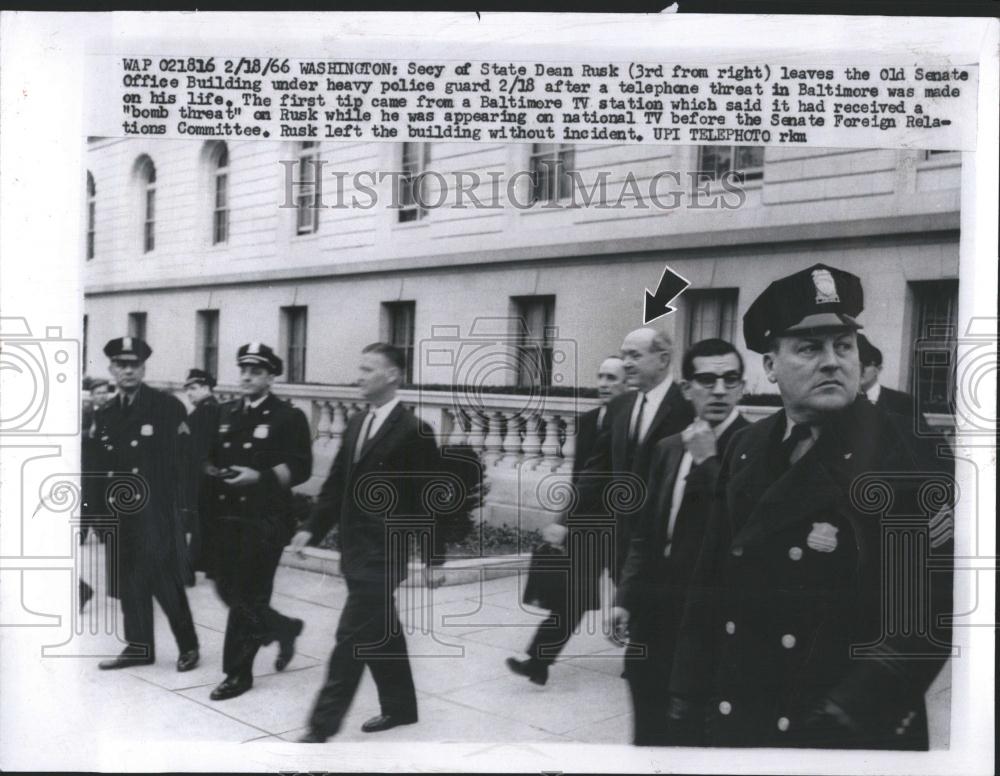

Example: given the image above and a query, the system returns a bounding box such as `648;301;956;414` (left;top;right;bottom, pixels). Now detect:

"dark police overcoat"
670;398;953;750
203;393;313;546
93;385;191;598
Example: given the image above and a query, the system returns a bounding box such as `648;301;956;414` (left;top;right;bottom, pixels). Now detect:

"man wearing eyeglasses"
613;338;749;746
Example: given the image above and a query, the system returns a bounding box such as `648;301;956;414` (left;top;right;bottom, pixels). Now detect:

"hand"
794;697;861;747
224;465;261;488
682;419;717;465
610;606;630;644
541;522;567;546
287;529;313;558
665;694;705;746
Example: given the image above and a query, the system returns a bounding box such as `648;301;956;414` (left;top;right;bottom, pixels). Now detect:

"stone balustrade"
159;381;956;530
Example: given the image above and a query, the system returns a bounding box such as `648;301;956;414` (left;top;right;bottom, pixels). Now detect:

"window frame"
398;142;431;223
86;172;96;260
280;305;308;383
697;145;765;185
295;142;321;236
529;143;575;204
211;143;229;245
196;309;220;379
511;295;556;388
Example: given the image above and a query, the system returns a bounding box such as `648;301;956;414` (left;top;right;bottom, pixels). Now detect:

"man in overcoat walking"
506;355;628;685
614;337;750;745
94;337;199;672
668;264;953;749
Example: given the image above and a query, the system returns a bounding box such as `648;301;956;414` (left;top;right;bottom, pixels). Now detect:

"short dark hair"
682;338;744;380
856;333;883;367
362;342;406;373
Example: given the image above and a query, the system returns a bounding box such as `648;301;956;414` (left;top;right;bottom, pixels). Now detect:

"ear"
680;379;693;402
762;353;777;383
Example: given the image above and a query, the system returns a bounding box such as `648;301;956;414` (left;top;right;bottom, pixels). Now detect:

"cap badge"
123;336;133;351
812;269;840;304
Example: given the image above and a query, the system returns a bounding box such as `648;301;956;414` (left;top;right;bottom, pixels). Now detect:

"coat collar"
730;399;880;547
351;401;406;467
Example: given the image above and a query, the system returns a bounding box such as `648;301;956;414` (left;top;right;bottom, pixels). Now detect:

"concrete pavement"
0;547;950;770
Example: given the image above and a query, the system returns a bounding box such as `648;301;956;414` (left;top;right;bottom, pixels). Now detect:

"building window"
382;301;416;384
399;142;430;223
295;142;320;235
211;143;229;244
698;145;764;183
910;279;959;413
86;172;96;260
686;289;739;348
512;295;556;388
127;312;147;342
196;310;220;378
281;306;308;383
924;149;957;160
529;144;575;203
137;156;156;252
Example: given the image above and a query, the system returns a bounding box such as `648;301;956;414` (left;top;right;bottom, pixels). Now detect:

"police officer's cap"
103;336;152;363
856;333;883;367
236;342;283;376
743;263;864;354
184;368;217;389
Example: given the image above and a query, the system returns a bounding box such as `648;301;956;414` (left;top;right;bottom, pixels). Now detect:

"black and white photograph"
0;11;996;775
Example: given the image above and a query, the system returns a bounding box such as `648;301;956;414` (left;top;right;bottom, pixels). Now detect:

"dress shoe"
505;656;548;685
296;730;329;743
79;579;94;614
209;675;253;701
275;618;304;671
176;648;200;672
361;713;418;733
98;651;154;670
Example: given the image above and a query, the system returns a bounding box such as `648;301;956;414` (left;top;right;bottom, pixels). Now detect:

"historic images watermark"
278;163;751;213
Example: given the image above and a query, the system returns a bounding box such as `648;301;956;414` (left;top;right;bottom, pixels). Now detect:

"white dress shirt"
865;382;882;405
664;408;741;557
628;376;673;443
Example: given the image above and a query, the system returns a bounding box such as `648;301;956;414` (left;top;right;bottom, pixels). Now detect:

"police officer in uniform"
205;343;313;701
95;337;200;672
184;368;221;580
668;264;953;749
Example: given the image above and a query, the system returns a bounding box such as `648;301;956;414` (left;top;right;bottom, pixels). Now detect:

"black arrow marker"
643;265;690;324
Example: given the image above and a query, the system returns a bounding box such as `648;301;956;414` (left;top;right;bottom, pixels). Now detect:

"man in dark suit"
183;368;221;581
584;327;695;583
613;338;750;745
506;355;627;684
204;344;313;701
668;264;953;749
94;337;199;673
857;333;918;417
291;343;444;742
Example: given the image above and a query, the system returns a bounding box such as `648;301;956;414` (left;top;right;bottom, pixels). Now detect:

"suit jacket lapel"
732;408;870;548
643;382;680;446
654;437;686;550
355;402;405;466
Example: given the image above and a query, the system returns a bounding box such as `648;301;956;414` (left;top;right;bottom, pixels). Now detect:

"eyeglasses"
690;371;743;389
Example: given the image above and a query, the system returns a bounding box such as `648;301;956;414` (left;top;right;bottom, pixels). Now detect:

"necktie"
354;411;375;462
780;423;814;467
626;394;647;469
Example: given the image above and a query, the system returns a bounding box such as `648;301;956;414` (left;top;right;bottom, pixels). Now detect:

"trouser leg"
120;569;155;659
309;591;368;736
363;593;417;718
152;569;199;654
